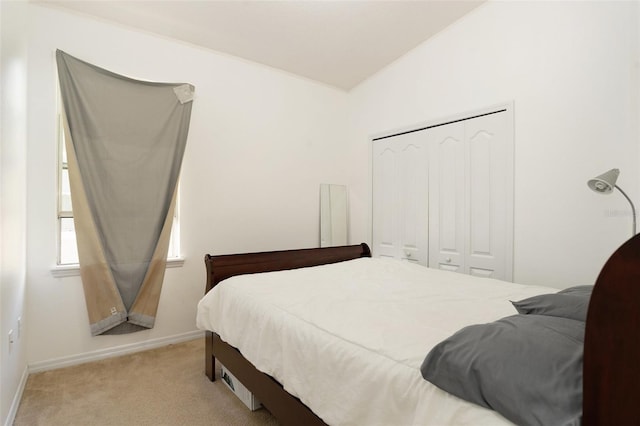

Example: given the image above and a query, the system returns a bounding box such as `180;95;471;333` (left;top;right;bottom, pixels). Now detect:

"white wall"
349;0;640;288
1;0;29;424
25;4;355;365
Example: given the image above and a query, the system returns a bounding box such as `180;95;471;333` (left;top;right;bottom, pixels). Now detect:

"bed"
196;237;640;425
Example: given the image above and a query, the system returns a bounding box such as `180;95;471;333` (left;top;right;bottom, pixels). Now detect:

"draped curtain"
56;50;195;335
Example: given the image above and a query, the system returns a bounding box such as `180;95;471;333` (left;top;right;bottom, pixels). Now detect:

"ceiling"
34;0;484;91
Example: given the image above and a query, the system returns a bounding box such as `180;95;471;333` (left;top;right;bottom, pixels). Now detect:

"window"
55;114;182;270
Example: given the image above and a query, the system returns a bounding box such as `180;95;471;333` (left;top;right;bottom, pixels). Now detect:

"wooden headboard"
204;243;371;293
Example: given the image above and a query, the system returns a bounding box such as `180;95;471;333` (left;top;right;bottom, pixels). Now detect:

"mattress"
196;257;557;425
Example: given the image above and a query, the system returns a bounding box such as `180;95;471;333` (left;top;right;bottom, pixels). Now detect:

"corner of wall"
0;0;29;424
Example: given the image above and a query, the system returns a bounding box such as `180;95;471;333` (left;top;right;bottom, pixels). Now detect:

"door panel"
372;132;428;265
428;123;465;272
470;267;495;278
372;143;398;260
466;113;509;279
398;141;427;264
469;131;492;256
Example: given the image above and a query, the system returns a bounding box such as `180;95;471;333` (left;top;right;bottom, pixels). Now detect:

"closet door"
465;112;511;279
427;111;512;280
372;131;428;265
427;122;466;273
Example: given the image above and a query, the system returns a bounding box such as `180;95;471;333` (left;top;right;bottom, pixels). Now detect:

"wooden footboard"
583;233;640;425
203;243;371;425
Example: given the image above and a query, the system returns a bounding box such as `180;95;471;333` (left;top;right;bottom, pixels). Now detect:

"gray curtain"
56;50;194;335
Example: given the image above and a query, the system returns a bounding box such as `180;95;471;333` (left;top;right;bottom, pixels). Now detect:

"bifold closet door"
427;122;465;273
372;131;428;265
428;111;512;280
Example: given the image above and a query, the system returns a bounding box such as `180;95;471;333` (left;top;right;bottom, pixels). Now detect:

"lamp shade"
588;168;620;194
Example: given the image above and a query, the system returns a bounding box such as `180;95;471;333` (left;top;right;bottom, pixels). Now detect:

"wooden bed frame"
204;243;371;425
203;238;640;425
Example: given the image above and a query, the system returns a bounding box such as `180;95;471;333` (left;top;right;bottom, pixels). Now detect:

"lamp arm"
614;185;637;236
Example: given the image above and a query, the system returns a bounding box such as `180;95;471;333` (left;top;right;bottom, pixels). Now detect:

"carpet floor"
14;338;279;426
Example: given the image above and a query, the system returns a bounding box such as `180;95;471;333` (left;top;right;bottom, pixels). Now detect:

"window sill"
51;257;185;278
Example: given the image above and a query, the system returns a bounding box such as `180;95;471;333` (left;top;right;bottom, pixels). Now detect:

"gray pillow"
557;285;593;295
421;314;583;426
511;285;593;322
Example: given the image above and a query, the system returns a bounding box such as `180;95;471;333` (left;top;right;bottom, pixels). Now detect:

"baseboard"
29;330;204;374
4;365;29;426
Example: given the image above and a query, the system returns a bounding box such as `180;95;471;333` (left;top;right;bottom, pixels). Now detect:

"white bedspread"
196;257;556;426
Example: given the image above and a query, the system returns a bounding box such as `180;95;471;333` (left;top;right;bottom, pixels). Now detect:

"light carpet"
14;338;279;426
